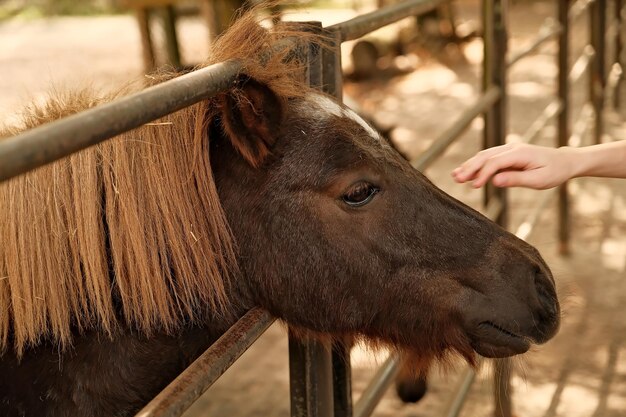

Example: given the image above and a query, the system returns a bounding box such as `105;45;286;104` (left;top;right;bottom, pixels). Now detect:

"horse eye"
342;183;379;207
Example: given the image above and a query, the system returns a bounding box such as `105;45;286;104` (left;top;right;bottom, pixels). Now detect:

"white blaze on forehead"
343;107;380;139
305;93;382;141
308;93;344;117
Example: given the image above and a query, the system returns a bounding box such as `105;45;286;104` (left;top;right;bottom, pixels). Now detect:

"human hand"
451;143;577;190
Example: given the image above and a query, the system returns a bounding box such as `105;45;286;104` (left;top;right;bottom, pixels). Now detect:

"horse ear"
219;77;283;168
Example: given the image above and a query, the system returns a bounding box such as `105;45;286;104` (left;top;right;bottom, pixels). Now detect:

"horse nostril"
531;269;561;343
534;271;558;319
537;284;557;317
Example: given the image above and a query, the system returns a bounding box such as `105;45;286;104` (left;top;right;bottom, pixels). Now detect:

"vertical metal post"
288;25;336;417
322;25;353;417
136;8;156;73
615;0;623;109
323;29;352;417
161;5;182;69
483;1;512;416
482;0;508;227
482;0;495;177
599;0;608;82
289;331;335;417
331;344;352;417
590;0;606;143
322;27;345;101
558;0;570;255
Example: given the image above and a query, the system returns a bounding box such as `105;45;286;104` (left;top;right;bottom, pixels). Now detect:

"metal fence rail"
411;86;501;171
352;355;400;417
0;0;622;416
0;60;242;182
136;308;274;417
327;0;445;41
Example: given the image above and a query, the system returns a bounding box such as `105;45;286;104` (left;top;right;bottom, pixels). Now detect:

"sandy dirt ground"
1;1;626;417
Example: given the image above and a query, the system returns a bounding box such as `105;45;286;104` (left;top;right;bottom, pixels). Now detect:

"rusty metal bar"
135;308;275;417
521;99;562;145
0;59;242;183
352;354;400;417
441;366;478;417
558;0;570;255
327;0;446;42
411;86;501;171
507;20;562;67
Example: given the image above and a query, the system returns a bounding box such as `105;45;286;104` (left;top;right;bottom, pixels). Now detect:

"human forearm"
568;140;626;179
452;140;626;190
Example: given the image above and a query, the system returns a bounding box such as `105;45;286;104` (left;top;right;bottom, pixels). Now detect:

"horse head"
209;73;560;367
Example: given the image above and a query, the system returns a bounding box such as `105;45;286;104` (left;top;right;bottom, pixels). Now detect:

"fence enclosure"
0;1;623;416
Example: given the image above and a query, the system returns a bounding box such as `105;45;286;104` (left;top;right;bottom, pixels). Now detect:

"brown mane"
0;9;314;355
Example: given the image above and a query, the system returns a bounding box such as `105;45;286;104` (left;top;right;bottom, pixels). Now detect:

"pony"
0;9;560;417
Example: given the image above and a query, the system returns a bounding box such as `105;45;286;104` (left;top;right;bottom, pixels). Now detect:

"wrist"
558;146;584;180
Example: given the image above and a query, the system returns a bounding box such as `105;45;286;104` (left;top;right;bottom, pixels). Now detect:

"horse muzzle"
462;253;561;358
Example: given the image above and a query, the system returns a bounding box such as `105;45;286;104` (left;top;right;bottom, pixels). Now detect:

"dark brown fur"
0;7;560;417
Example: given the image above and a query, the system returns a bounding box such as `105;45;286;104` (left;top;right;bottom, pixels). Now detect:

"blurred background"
1;1;626;416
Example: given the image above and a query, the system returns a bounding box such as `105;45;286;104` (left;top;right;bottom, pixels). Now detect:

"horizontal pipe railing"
353;354;401;417
135;308;274;417
520;99;562;145
328;0;445;42
411;86;501;171
0;60;243;182
507;20;562;67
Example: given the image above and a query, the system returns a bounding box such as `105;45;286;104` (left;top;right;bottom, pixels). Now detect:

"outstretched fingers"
454;145;532;188
452;144;513;184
